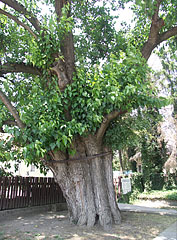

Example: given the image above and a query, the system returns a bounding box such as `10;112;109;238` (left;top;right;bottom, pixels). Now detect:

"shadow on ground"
0;209;176;240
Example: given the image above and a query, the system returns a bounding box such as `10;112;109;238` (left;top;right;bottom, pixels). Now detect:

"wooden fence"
0;176;122;211
0;176;66;211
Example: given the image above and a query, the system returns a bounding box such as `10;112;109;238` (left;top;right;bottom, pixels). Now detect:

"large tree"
0;0;177;229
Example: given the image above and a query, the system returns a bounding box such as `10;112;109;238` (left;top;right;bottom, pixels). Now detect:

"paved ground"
119;203;177;216
153;221;177;240
119;203;177;240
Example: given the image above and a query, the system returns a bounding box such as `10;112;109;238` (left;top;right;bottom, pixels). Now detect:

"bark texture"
47;135;121;229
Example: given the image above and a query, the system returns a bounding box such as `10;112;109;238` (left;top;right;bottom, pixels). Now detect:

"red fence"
0;176;65;211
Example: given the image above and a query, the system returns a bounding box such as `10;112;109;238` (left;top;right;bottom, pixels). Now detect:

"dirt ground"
0;208;176;240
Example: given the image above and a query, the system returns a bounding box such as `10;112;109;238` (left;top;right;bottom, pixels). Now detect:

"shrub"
164;172;177;190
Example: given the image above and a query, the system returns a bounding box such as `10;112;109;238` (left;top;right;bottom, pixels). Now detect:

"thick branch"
54;0;75;84
0;90;25;129
0;8;37;39
54;0;63;19
97;110;127;143
0;0;41;31
158;26;177;44
141;0;163;60
152;0;162;22
0;62;41;76
141;0;177;60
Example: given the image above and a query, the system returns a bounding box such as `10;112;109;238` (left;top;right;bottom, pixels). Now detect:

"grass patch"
138;189;177;201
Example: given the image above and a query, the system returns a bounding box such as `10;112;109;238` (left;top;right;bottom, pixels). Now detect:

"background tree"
155;39;177;172
0;0;177;229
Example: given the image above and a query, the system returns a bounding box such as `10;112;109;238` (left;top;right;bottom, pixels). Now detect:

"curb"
153;221;177;240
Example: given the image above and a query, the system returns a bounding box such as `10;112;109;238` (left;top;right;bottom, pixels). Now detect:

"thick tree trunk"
48;135;121;229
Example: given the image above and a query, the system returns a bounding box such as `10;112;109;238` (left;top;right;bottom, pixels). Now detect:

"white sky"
148;54;162;70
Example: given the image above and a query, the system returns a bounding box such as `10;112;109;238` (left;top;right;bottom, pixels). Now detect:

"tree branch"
54;0;63;20
141;0;163;60
152;0;162;22
0;62;41;76
96;110;127;143
0;0;41;32
141;0;177;60
54;0;75;84
158;26;177;44
0;90;25;129
0;8;37;39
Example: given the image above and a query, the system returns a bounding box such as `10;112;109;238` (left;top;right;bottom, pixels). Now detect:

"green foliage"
2;45;167;166
141;125;167;191
131;172;144;192
163;172;177;190
138;189;177;201
73;0;126;64
0;167;13;177
156;38;177;115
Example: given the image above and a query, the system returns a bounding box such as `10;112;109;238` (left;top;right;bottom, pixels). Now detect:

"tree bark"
47;135;121;229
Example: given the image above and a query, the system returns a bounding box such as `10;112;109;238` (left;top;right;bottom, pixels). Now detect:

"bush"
138;189;177;201
131;173;144;192
151;173;164;190
164;172;177;190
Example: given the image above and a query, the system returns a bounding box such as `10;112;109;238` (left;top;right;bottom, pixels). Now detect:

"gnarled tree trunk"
48;135;121;229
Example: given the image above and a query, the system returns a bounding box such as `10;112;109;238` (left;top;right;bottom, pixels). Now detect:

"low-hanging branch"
0;0;41;32
0;90;25;129
0;62;41;76
96;110;127;143
0;8;37;39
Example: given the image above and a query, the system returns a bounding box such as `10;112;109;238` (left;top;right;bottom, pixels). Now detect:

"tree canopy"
0;0;176;169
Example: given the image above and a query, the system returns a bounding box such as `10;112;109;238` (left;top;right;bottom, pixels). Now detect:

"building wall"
16;161;54;177
1;161;53;177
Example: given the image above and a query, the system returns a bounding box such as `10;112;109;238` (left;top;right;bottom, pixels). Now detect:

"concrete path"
153;221;177;240
118;203;177;216
118;203;177;240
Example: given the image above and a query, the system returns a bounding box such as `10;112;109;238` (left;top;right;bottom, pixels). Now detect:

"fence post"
118;176;122;198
